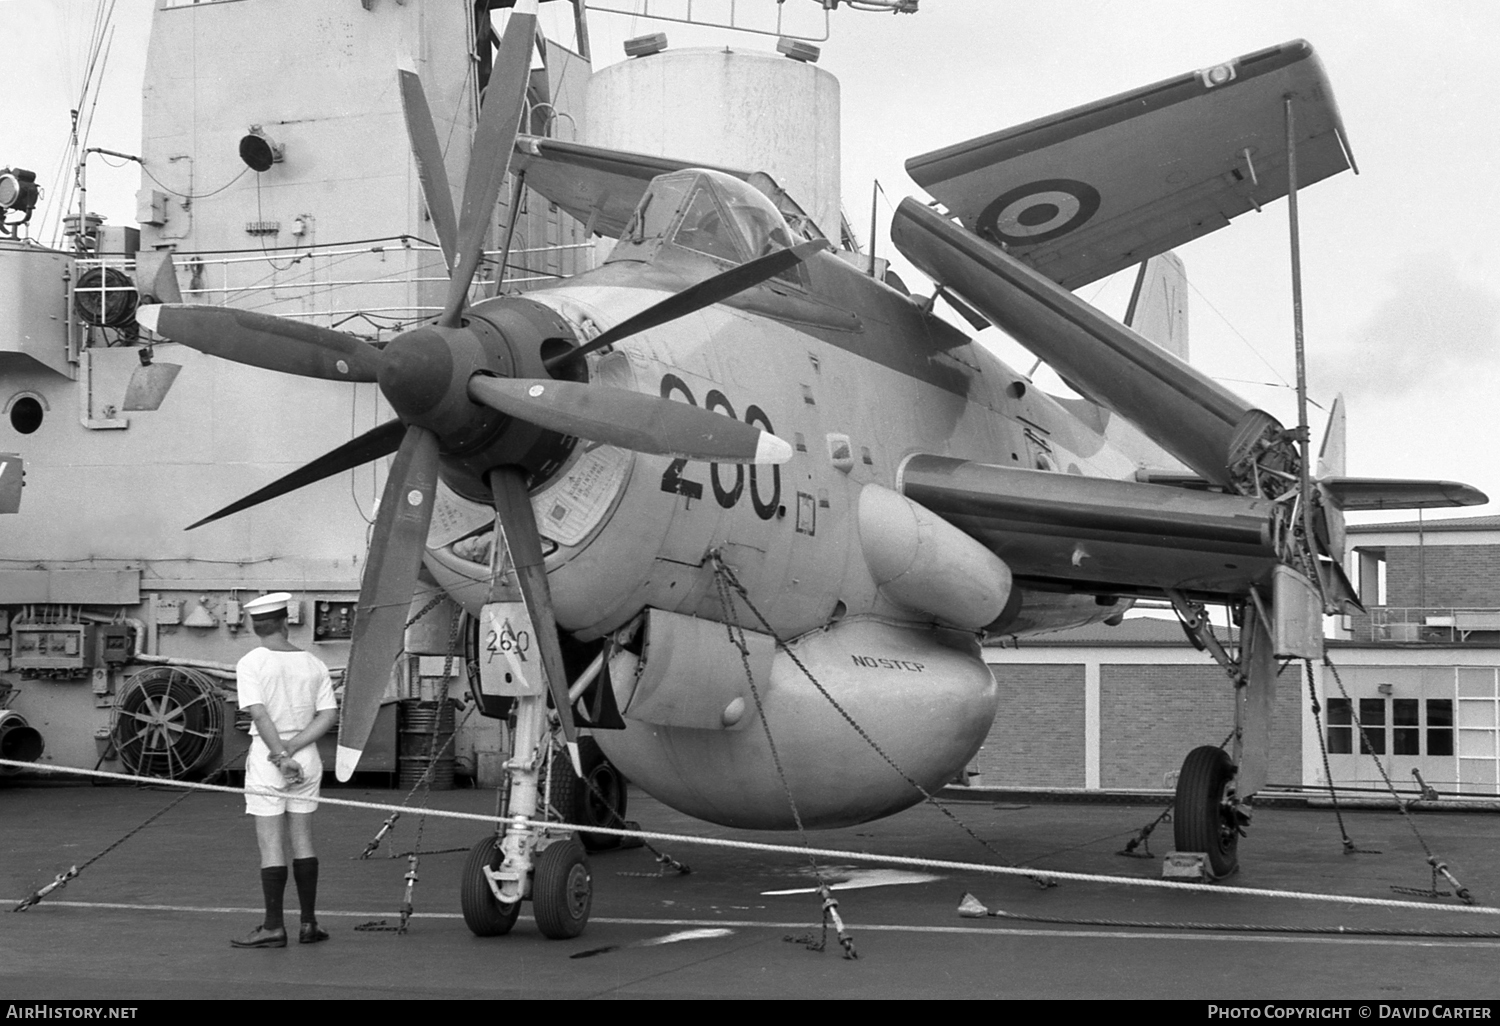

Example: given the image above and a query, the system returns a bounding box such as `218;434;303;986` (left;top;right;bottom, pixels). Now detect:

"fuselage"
417;173;1143;828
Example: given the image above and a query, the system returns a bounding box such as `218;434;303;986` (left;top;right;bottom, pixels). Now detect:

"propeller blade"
398;68;460;274
336;424;442;781
136;304;384;383
545;239;828;371
439;0;538;327
489;465;579;763
468;376;793;464
186;418;407;530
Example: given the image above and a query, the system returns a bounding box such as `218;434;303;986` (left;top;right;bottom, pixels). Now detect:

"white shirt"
236;648;336;741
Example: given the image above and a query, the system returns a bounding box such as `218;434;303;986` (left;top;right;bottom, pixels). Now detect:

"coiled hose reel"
111;667;224;779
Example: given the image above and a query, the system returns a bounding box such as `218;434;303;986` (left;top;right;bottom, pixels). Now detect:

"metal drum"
397;699;456;791
0;710;43;774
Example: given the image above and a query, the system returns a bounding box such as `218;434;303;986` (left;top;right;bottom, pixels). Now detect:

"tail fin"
1098;252;1191;472
1316;394;1346;479
1124;252;1189;360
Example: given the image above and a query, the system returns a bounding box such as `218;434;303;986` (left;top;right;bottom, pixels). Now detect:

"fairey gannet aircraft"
138;13;1484;939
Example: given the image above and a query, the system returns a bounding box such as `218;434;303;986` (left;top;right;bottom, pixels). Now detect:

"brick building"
980;514;1500;795
1334;515;1500;795
981;618;1301;791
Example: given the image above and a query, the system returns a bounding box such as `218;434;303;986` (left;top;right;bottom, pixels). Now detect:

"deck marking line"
7;898;1500;949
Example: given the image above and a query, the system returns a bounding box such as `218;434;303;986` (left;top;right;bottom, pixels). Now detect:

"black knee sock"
260;865;289;931
292;857;319;924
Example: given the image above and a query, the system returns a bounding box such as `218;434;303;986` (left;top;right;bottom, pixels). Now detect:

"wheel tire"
533;837;592;940
1173;745;1240;879
546;749;580;824
578;737;627;852
460;834;520;937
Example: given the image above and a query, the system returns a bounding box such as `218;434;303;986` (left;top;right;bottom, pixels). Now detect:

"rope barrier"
5;758;1495;918
12;754;243;912
964;900;1500;939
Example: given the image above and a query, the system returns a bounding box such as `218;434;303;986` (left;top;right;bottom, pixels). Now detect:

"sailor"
230;592;338;949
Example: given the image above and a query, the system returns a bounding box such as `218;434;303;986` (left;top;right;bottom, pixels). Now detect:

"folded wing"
907;40;1354;290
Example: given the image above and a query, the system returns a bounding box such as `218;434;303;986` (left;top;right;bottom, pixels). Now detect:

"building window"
1393;698;1421;755
1425;698;1454;756
1326;697;1352;754
1359;698;1387;755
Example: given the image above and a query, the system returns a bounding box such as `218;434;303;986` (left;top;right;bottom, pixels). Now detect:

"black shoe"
231;925;287;948
299;920;330;944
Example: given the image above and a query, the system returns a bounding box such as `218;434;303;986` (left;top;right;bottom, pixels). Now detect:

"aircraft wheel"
460;833;520;937
533;836;591;939
578;737;627;852
546;749;580;824
1173;745;1240;879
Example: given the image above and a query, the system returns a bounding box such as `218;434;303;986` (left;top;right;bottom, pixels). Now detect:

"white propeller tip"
755;432;795;465
335;745;362;782
136;304;162;334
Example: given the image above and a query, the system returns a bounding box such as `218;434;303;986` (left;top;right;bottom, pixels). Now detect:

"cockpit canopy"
610;169;815;278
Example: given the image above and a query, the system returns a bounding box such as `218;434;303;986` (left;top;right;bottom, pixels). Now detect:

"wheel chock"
1162;851;1209;881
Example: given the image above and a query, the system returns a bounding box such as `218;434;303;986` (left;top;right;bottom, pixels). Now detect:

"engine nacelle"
595;613;998;829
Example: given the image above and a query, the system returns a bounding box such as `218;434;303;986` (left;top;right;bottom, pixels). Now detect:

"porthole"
9;396;43;434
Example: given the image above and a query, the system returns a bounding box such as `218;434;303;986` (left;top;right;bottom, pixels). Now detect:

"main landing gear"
1168;591;1278;880
1172;745;1245;879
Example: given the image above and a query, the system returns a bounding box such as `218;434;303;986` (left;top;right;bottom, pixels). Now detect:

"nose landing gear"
458;687;594;940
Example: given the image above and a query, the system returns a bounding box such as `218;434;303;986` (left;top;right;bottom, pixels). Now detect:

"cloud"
1310;256;1500;399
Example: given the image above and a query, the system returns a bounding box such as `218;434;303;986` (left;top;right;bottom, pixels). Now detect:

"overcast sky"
7;1;1498;525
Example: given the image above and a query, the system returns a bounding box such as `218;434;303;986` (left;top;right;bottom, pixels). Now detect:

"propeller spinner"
137;1;811;780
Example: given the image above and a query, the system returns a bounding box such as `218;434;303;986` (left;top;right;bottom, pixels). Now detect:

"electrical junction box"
12;624;94;675
98;623;134;664
152;594;182;625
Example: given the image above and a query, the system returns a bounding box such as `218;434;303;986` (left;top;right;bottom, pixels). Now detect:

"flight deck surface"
2;781;1498;1001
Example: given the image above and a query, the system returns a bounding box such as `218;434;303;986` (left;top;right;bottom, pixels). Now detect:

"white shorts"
244;737;323;816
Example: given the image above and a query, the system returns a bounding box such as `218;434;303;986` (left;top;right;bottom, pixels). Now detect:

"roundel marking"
979;179;1101;246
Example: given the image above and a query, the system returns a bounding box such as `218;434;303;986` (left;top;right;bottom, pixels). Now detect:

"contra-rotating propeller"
135;0;816;780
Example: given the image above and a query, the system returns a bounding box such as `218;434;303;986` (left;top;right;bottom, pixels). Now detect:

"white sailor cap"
243;592;292;618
